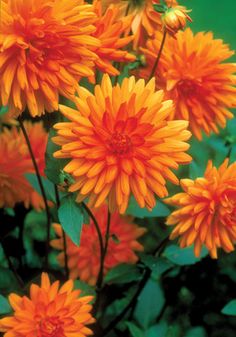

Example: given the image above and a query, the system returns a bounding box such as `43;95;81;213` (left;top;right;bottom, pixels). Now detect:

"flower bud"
161;6;192;35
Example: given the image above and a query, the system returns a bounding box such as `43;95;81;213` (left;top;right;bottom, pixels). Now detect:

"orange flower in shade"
53;75;192;213
141;28;236;140
0;273;95;337
165;159;236;259
101;0;177;49
0;0;100;118
51;205;146;285
0;122;47;209
90;0;136;78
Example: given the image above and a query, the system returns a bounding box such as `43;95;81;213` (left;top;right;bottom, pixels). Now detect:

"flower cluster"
51;205;146;285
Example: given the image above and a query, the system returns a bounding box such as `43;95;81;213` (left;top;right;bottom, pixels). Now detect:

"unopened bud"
161;6;192;35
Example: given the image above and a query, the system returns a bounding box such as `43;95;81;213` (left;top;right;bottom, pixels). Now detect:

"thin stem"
101;269;151;337
99;236;170;337
1;242;24;288
148;29;167;81
96;209;111;289
81;202;104;274
54;185;69;279
18;117;51;269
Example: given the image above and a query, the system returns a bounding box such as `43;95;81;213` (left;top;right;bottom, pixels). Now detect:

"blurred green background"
182;0;236;61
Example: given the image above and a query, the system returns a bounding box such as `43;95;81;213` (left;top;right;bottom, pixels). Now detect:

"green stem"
54;185;69;279
96;209;111;289
81;202;104;275
18;117;51;269
148;29;167;81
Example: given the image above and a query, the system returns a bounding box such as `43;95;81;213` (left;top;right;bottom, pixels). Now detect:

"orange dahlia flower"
53;75;192;213
165;159;236;259
101;0;177;49
90;0;136;78
51;205;146;285
0;273;95;337
141;28;236;140
0;0;100;118
0;122;47;209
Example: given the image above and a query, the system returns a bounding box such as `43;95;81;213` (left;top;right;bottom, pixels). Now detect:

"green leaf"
24;210;47;241
25;173;56;203
105;264;142;284
126;322;145;337
140;254;173;279
134;279;165;329
184;327;207;337
58;195;84;246
127;197;170;218
221;299;236;316
153;4;166;13
0;295;12;315
45;128;70;184
145;322;168;337
163;244;208;266
74;280;96;302
0;268;20;293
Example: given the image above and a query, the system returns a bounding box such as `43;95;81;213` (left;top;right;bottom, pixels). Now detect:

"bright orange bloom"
101;0;177;49
165;159;236;259
51;205;146;285
53;75;192;213
161;6;192;35
0;0;100;118
90;0;136;78
0;273;95;337
0;122;47;209
141;28;236;139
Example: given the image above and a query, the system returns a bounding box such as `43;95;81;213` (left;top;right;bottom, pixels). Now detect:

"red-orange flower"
141;28;236;139
0;273;95;337
165;159;236;258
90;0;136;78
51;205;146;285
53;75;192;213
0;122;47;209
0;0;100;118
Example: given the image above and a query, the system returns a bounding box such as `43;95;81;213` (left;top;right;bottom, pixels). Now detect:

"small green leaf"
25;173;56;203
127;197;170;218
45;128;70;184
58;195;84;246
153;4;166;13
74;280;96;302
140;254;173;279
134;279;165;329
0;106;8;117
0;295;12;315
105;264;142;284
126;322;145;337
221;299;236;316
163;244;208;266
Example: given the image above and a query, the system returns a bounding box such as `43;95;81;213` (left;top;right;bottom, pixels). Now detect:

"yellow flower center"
109;132;132;155
39;316;63;337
